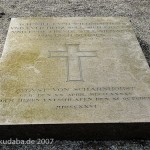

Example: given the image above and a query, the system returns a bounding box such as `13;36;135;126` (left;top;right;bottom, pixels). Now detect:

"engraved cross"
48;44;97;81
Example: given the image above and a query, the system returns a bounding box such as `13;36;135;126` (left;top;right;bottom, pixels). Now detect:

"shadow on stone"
137;37;150;67
0;12;5;18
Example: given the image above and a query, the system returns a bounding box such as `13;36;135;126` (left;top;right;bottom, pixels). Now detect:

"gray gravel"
0;0;150;149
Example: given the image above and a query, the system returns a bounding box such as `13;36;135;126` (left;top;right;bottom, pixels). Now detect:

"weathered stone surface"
0;18;150;139
0;17;150;125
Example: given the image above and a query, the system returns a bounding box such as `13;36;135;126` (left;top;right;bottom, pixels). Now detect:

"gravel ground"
0;0;150;149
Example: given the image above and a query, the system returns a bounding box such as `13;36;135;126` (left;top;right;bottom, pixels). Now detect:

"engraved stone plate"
0;17;150;140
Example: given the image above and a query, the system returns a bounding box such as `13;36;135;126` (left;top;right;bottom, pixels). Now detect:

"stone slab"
0;17;150;139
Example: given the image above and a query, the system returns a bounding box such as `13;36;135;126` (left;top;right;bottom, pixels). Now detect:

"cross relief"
48;44;97;81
